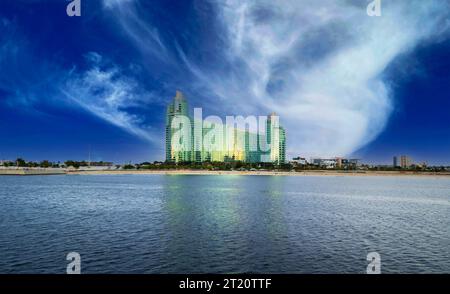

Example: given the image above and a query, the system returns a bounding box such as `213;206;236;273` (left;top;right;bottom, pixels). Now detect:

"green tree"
40;160;51;168
16;158;26;167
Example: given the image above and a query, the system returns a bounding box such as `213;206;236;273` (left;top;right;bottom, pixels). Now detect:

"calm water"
0;174;449;274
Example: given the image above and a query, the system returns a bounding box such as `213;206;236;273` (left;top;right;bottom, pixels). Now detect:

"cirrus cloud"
103;0;450;158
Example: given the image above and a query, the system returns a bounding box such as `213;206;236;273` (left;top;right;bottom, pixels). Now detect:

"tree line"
2;158;449;172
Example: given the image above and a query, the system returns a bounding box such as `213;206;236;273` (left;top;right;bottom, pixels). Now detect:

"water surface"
0;174;449;273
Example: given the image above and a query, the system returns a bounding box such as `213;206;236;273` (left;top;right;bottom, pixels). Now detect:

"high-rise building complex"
393;155;412;169
165;91;286;165
400;155;412;169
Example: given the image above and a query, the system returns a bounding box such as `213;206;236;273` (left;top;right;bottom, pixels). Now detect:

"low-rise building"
311;158;360;169
292;157;308;166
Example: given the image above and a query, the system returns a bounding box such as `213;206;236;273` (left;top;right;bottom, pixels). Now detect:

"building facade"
393;155;413;169
165;91;286;165
393;156;399;168
165;91;191;163
310;158;360;169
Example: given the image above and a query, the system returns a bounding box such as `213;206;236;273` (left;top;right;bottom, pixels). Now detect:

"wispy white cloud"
0;16;160;146
61;53;160;144
197;0;450;158
8;0;446;158
102;0;134;9
102;0;450;158
102;0;171;63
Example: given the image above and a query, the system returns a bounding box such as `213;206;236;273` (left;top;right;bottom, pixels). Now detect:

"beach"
2;168;450;177
67;169;450;178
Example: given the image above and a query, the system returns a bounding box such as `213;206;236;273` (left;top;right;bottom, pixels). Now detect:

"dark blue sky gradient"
358;40;450;165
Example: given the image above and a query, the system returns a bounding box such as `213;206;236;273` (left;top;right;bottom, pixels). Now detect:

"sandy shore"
67;169;450;178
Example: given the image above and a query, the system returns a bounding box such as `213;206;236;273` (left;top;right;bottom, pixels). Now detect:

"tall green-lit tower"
266;113;286;165
165;91;191;163
278;126;286;165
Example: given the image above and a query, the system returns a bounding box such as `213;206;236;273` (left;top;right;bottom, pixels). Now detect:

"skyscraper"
393;155;412;169
400;155;412;169
393;156;399;168
264;113;286;165
165;91;191;163
278;126;286;165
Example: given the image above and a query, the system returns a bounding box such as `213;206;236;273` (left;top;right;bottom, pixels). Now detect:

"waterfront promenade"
68;169;450;177
2;168;450;177
0;168;66;175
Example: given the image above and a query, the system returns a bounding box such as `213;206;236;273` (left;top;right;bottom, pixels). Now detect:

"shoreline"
2;169;450;178
66;169;450;178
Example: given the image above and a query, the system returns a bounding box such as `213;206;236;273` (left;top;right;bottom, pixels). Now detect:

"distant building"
292;157;308;165
393;156;399;168
311;158;360;169
336;157;343;169
344;158;360;168
89;162;113;167
311;158;337;169
394;155;413;169
400;156;412;168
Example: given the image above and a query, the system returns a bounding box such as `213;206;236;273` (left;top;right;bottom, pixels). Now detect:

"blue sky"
0;0;450;164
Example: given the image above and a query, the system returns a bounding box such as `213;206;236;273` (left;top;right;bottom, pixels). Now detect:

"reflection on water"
0;174;449;273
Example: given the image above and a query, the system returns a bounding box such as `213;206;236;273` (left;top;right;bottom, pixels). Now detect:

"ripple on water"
0;174;449;273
